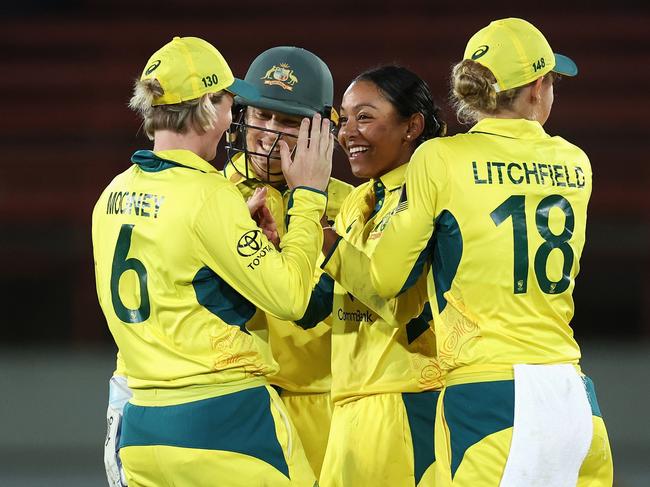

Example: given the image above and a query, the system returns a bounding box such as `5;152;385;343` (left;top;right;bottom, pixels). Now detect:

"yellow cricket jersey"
370;118;591;378
92;149;327;400
314;163;444;404
223;153;354;392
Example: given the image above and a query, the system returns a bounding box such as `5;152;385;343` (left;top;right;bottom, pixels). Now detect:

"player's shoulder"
199;171;246;201
549;135;590;162
411;134;464;162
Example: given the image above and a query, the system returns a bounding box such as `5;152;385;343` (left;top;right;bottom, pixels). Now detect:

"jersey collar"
131;149;219;174
223;153;289;192
469;118;550;140
223;152;248;184
374;162;408;192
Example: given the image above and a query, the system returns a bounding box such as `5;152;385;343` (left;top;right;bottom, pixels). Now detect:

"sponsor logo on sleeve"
237;230;263;257
237;229;274;270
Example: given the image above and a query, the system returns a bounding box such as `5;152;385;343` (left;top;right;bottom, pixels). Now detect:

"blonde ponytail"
451;59;525;124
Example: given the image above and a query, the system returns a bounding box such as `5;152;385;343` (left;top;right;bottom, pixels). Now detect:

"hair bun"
451;60;501;123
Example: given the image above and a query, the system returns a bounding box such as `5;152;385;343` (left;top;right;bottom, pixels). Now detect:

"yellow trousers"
434;377;613;486
120;385;316;487
281;390;333;478
320;391;440;487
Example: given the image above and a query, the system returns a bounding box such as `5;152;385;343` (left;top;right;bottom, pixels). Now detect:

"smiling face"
337;80;412;179
244;106;303;184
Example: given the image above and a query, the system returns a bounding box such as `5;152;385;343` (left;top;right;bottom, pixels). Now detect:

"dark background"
0;2;648;485
1;1;648;347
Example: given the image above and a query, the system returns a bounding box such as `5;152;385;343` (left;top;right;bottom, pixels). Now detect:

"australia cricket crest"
261;63;299;91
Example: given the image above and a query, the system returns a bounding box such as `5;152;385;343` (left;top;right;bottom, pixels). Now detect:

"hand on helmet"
279;114;333;192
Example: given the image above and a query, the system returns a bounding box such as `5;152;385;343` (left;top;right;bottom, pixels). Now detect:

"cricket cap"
463;18;578;92
140;36;259;106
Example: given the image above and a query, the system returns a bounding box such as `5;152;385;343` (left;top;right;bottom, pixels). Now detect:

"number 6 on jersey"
110;224;150;323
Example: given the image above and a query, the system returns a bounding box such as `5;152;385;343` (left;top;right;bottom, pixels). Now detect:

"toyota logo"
237;230;263;257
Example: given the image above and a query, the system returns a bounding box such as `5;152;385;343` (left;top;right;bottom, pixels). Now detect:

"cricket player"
309;66;447;487
369;18;613;487
223;46;354;477
95;36;333;487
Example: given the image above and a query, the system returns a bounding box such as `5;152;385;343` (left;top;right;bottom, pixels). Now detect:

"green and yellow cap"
463;18;578;92
140;36;258;106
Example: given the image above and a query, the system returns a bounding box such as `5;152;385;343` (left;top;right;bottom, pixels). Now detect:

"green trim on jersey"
431;211;463;313
192;266;256;332
402;390;440;484
285;186;328;228
406;302;432;344
295;273;334;330
132;150;184;172
120;386;290;478
583;376;602;418
444;380;515;478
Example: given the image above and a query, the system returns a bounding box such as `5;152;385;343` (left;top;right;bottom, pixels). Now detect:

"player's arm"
370;141;443;299
322;231;429;326
195;116;333;321
294;271;335;329
195;183;325;321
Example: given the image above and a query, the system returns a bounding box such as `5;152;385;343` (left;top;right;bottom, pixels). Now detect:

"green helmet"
234;46;334;119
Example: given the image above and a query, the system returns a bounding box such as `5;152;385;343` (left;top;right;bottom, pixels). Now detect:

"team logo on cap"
261;64;299;91
471;45;489;60
145;60;161;75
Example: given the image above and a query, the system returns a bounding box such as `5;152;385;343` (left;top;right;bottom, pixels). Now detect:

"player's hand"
279;114;333;192
246;186;268;217
105;375;132;487
255;205;280;249
247;187;280;248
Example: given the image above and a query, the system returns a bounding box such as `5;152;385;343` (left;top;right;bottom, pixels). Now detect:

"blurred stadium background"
1;1;648;485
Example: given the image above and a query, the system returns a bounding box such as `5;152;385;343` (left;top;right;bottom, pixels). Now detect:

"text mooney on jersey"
472;161;586;188
106;191;165;218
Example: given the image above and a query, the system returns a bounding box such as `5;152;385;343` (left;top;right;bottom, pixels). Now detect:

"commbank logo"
237;230;263;257
471;45;489;60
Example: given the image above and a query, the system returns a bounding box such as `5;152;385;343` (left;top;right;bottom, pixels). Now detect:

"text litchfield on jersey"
472;160;586;188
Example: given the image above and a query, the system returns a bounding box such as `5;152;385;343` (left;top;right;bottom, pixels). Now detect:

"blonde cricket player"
369;18;613;487
95;36;334;487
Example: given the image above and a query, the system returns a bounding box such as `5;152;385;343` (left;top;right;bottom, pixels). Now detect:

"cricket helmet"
226;46;336;182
